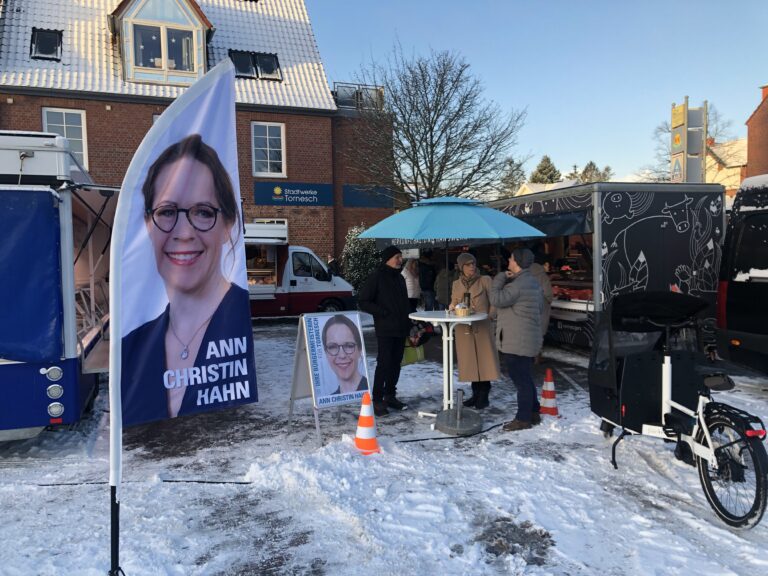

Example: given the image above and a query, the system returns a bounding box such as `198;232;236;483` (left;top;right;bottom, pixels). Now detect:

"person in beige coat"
449;252;500;409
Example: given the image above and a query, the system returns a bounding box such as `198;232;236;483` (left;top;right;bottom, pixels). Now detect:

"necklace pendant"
180;347;189;360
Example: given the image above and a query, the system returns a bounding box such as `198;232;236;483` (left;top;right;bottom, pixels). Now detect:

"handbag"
401;339;426;366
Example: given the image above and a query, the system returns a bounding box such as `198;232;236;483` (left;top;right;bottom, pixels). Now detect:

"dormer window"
31;29;62;61
229;51;282;81
112;0;210;86
133;24;194;72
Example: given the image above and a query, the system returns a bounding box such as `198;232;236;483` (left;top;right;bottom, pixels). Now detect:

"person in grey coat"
489;247;544;431
528;253;553;342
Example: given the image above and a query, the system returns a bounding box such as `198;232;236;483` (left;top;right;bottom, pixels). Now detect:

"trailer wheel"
319;298;344;313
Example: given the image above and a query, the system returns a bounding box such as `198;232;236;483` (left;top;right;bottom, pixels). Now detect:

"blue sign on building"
342;185;394;208
254;182;334;206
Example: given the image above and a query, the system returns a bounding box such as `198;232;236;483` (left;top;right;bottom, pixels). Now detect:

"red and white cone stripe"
354;392;381;455
540;368;559;417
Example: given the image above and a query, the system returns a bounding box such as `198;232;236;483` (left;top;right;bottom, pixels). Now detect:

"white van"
244;219;356;316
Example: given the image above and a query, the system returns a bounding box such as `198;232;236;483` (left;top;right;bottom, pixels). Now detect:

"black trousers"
373;336;406;402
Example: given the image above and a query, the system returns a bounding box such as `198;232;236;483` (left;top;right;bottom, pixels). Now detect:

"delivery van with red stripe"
245;219;355;317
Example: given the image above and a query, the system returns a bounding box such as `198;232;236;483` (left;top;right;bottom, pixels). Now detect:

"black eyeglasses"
325;342;357;356
147;203;221;233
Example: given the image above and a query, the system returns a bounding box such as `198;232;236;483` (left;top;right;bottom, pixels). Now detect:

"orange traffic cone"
354;392;381;455
539;368;560;417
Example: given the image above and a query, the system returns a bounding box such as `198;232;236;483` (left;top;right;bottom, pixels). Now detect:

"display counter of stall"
549;266;594;323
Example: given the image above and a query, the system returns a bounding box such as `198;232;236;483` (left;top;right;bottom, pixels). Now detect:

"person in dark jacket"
489;247;544;432
358;245;411;416
418;251;437;311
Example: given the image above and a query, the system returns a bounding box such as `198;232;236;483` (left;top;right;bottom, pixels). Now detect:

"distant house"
746;84;768;179
705;138;747;205
514;179;580;197
0;0;393;257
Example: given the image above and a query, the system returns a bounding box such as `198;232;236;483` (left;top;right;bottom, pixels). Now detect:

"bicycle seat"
701;373;735;391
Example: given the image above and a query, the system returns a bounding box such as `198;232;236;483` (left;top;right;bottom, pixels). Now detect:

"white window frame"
252;122;287;178
130;20;197;76
42;107;89;169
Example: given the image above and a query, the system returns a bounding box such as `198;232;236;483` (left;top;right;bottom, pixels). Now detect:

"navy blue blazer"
121;284;257;427
331;375;369;396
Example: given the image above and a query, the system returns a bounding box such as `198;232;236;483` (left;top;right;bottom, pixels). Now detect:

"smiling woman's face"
324;323;361;382
146;156;232;298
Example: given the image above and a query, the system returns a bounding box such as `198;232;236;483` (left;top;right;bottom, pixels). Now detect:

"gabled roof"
110;0;213;30
746;89;768;126
0;0;336;111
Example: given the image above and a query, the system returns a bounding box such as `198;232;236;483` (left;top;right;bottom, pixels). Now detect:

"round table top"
409;310;488;324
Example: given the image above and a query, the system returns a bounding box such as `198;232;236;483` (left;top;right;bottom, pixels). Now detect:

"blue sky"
305;0;767;180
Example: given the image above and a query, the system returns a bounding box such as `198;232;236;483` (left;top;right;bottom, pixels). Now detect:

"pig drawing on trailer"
0;131;116;440
244;219;356;317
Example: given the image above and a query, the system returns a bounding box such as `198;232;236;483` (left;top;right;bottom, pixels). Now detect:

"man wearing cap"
489;247;544;431
358;246;412;416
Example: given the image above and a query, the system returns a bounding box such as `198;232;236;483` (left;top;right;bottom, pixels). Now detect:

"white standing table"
409;310;488;412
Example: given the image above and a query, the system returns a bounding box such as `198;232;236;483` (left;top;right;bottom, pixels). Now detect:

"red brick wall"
747;99;768;177
0;93;163;185
331;115;393;257
1;93;394;258
236;111;335;257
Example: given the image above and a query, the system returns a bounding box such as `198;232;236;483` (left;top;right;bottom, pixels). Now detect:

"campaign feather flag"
109;60;258;486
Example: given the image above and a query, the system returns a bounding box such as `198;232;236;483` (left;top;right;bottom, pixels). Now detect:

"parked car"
716;175;768;372
245;219;356;317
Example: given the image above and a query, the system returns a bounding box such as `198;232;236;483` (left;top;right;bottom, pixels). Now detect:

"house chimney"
762;85;768;101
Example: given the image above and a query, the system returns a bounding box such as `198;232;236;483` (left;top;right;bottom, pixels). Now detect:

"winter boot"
473;382;491;410
463;383;479;407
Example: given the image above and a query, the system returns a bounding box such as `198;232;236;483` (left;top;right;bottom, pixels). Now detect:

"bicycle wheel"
696;415;768;529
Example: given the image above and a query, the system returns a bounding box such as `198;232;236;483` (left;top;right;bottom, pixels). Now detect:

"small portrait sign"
302;312;371;408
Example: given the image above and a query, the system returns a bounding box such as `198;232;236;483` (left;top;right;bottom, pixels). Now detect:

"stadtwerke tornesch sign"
254;182;333;206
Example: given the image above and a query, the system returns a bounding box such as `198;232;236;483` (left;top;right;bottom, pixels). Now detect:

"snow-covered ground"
1;321;767;575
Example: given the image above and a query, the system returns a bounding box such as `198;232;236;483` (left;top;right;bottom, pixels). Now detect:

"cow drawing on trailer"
672;196;722;297
601;193;721;303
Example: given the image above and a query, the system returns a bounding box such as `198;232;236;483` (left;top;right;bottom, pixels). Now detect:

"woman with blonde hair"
449;252;500;409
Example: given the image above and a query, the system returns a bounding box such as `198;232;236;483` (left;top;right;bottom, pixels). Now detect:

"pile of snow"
0;323;766;575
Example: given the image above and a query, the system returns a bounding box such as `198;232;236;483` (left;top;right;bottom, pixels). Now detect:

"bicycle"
588;291;767;529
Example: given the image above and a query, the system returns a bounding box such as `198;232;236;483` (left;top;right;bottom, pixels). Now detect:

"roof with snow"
707;138;747;168
514;179;580;196
0;0;337;112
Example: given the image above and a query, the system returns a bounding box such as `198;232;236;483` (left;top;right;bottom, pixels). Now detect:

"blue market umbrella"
359;196;544;248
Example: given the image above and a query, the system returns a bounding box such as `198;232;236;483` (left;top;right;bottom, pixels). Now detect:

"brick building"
0;0;394;258
746;85;768;178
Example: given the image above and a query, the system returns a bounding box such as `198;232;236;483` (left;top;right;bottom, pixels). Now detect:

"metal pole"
702;100;708;183
109;486;124;575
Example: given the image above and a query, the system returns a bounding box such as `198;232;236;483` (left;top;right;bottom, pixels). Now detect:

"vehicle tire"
319;298;344;313
696;414;768;528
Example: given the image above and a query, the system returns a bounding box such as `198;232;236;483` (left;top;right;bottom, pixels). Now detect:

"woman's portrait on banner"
307;312;370;407
120;134;257;426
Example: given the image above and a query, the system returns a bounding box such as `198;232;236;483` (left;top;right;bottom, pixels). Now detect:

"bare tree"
639;103;735;182
497;156;530;198
348;47;527;205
